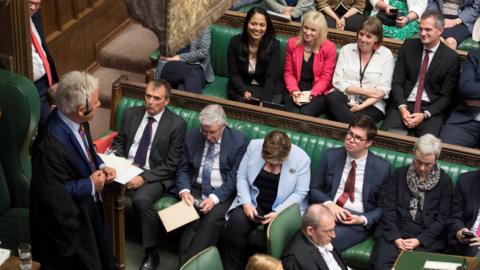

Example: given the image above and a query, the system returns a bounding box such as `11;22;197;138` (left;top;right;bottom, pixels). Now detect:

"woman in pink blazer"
283;10;337;117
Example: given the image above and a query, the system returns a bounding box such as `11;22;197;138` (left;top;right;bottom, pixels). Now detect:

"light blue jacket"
428;0;480;33
226;139;311;219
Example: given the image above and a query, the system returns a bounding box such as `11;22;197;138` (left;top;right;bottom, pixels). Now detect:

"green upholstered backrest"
267;203;301;259
0;70;40;207
179;246;223;270
0;163;10;215
458;38;480;51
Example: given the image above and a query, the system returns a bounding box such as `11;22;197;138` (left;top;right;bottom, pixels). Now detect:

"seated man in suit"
447;170;480;256
111;79;187;270
381;9;460;137
282;204;348;270
440;49;480;147
176;104;248;265
370;134;453;269
309;115;391;251
30;71;116;269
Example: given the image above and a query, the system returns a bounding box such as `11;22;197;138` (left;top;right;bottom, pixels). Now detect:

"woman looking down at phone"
227;7;282;104
220;130;310;270
369;0;427;40
283;10;336;116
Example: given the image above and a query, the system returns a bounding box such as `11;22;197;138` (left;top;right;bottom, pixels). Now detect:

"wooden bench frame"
104;77;480;269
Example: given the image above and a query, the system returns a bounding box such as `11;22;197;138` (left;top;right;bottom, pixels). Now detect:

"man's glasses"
346;131;368;143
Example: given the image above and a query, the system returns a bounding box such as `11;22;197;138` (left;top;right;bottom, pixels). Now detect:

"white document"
423;260;463;270
158;200;200;232
267;10;291;22
98;154;143;185
0;248;10;266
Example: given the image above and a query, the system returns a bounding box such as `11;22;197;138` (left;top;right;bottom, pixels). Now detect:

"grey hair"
55;71;99;114
199;104;227;126
301;204;333;231
421;9;444;30
414;134;442;158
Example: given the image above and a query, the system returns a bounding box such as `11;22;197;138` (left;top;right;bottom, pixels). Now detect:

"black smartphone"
389;8;398;14
254;214;266;221
463;231;476;239
193;199;203;210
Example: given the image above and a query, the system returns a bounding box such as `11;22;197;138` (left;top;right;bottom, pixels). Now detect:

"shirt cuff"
398;104;407;110
99;163;106;169
209;194;220;205
89;178;96;196
323;200;334;206
424;111;431;118
179;189;190;196
361;215;368;226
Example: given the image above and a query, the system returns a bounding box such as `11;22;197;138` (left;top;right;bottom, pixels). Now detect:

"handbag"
377;10;398;26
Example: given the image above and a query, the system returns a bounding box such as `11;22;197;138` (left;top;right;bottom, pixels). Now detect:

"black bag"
377;10;398;26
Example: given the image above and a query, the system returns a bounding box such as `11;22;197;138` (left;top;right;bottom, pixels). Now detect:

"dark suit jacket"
282;232;348;270
31;12;58;83
377;165;453;250
448;170;480;245
390;39;460;117
227;35;281;96
447;49;480;123
176;127;247;202
309;147;391;227
111;106;186;187
30;110;113;269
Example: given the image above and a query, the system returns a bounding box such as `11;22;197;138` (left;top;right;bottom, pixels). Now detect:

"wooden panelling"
39;0;129;76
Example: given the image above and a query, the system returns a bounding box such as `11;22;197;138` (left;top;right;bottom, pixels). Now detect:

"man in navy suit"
448;170;480;256
309;115;391;251
30;71;116;269
381;10;460;137
440;49;480;147
176;104;247;265
29;0;59;123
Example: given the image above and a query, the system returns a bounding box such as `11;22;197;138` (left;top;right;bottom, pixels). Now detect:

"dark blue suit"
30;110;113;269
31;12;58;124
448;170;480;256
176;126;247;264
441;49;480;147
309;147;391;251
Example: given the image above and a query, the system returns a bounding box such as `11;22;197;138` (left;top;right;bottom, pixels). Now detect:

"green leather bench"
0;70;40;251
106;95;474;269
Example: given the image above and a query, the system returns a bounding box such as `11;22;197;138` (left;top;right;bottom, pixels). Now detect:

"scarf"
406;163;441;220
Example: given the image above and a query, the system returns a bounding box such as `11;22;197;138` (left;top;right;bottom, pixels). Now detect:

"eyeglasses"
346;131;368;143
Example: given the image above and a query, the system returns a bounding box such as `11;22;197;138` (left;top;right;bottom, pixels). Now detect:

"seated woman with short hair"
283;10;336;117
227;7;282;103
265;0;315;21
154;28;214;94
316;0;367;32
327;17;395;124
220;130;310;270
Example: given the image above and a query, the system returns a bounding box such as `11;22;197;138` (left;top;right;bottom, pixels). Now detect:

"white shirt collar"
424;41;440;54
57;110;80;133
347;151;368;164
143;109;164;122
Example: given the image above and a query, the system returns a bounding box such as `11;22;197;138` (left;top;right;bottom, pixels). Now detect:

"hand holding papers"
158;200;200;232
99;153;143;185
297;91;311;104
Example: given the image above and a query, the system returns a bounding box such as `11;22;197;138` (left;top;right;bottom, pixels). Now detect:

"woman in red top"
283;10;337;117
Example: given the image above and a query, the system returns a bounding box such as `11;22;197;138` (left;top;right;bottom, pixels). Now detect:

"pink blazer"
283;36;337;96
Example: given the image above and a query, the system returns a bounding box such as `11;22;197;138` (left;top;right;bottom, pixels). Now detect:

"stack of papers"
267;10;291;22
423;260;463;270
99;154;143;185
158;201;199;232
0;248;10;266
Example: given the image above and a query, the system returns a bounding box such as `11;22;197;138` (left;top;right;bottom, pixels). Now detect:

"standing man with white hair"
370;134;453;270
176;104;248;265
30;71;116;269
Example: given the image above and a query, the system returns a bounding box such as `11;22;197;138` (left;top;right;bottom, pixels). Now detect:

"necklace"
249;46;258;53
304;47;313;53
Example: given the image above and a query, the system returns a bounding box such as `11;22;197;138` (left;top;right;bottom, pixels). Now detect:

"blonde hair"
296;10;328;52
245;254;283;270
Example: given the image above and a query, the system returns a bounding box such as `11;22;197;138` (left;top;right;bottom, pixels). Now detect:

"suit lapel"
193;130;206;172
332;247;348;270
127;109;144;153
412;41;424;83
331;149;347;198
426;45;443;83
219;128;230;171
296;44;303;80
362;152;373;207
150;109;170;152
300;234;330;270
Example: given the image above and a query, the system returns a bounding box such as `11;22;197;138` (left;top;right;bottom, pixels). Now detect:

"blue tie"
202;143;215;196
134;117;155;167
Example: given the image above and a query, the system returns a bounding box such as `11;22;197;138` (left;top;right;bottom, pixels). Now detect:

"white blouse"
332;43;395;114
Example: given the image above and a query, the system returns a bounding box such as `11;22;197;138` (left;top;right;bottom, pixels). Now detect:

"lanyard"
358;46;375;88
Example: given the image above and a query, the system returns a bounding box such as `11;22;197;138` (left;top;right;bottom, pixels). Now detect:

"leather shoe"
139;249;159;270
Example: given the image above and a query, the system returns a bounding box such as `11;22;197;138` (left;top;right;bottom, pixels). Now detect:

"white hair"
414;134;442;158
199;104;227;126
55;71;99;114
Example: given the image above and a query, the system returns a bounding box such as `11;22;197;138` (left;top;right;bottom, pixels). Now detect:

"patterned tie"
31;30;53;86
414;49;431;113
201;143;215;196
78;123;95;171
336;160;356;207
134;117;155;168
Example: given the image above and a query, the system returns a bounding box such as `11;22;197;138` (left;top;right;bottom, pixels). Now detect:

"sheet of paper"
267;10;291;22
423;260;463;270
298;91;311;103
158;200;200;232
98;154;143;185
0;248;10;266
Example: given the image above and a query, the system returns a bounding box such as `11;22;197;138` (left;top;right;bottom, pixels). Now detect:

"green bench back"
114;96;474;183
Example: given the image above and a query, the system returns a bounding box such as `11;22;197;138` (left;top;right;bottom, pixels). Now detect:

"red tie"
336;160;356;207
414;49;431;113
31;30;53;86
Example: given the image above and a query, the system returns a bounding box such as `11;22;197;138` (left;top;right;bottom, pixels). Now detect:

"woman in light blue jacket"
220;130;310;270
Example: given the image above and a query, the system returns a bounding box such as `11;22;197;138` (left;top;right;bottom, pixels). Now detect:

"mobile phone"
389;8;398;14
463;231;476;239
254;214;266;221
193;199;203;210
